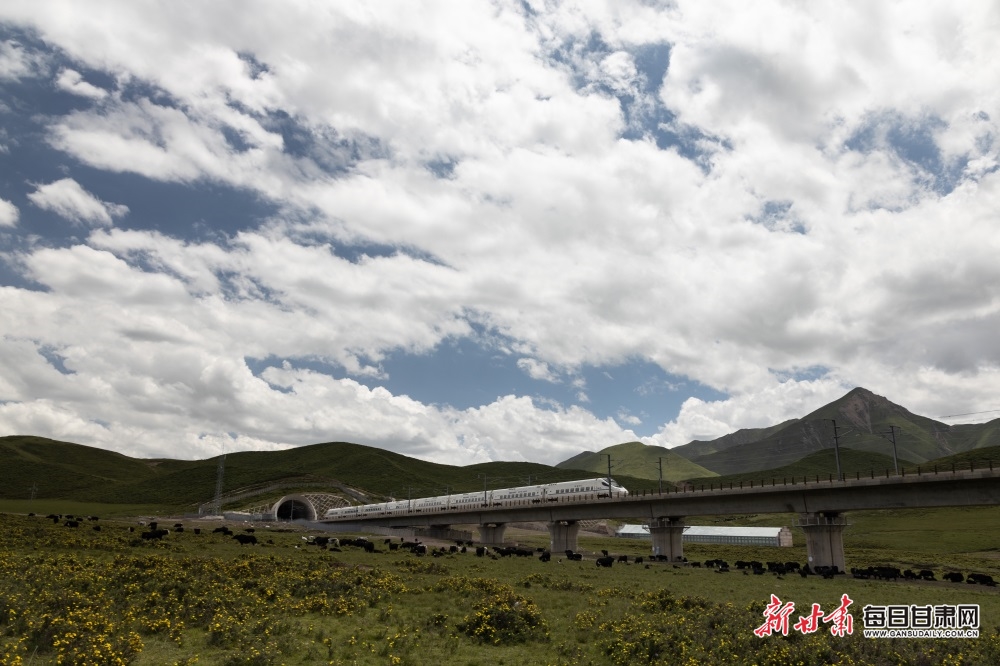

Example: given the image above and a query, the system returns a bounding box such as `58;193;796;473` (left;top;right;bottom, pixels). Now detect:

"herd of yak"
32;512;997;587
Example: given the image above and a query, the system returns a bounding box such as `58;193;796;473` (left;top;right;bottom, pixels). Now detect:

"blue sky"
1;1;999;465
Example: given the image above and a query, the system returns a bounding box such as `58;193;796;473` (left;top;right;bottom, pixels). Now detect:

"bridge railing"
324;461;999;521
642;459;998;497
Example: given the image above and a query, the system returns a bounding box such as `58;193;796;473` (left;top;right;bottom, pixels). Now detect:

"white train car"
412;496;449;513
450;491;489;510
543;477;628;501
323;477;629;520
489;484;546;504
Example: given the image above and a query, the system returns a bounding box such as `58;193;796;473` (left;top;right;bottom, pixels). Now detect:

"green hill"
684;388;1000;475
555;441;716;483
0;436;658;511
683;447;914;487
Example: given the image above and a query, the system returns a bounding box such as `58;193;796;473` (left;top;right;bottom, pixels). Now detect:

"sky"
1;1;999;467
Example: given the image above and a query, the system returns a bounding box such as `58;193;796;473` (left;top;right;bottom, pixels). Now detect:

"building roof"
616;524;650;535
682;526;786;537
615;524;786;537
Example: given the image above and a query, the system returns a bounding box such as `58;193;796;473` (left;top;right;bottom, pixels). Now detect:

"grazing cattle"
244;528;255;534
174;527;185;533
141;529;169;540
967;573;996;586
617;555;629;564
449;545;459;553
363;541;375;553
193;528;201;535
596;556;614;568
919;569;936;581
389;543;399;551
88;516;99;521
943;572;965;583
601;550;610;557
233;534;257;546
213;526;231;534
148;522;158;531
174;523;184;529
539;551;551;562
413;544;427;555
635;557;644;565
475;547;486;557
564;550;583;561
63;520;79;528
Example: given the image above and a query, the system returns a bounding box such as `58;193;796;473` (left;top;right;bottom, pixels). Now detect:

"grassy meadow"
2;506;1000;665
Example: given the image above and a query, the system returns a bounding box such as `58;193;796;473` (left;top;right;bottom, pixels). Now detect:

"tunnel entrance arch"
273;495;318;521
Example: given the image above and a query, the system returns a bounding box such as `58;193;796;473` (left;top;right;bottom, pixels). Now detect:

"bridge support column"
478;523;507;545
796;512;848;572
548;521;580;553
425;524;453;540
648;517;685;561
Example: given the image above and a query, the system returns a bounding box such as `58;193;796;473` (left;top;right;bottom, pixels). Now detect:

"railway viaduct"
321;466;1000;571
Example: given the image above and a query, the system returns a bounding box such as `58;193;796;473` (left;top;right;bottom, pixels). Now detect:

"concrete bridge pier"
426;525;454;540
478;523;507;545
796;512;848;572
548;520;580;553
648;517;685;561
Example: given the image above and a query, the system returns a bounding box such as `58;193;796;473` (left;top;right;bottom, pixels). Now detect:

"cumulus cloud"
27;178;128;226
0;197;18;227
517;358;558;383
0;39;47;81
0;1;999;465
54;68;107;99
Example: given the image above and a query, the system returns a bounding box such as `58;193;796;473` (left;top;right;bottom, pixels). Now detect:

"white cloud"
0;39;47;81
54;68;108;99
0;197;18;227
517;358;558;383
27;178;128;227
1;1;999;466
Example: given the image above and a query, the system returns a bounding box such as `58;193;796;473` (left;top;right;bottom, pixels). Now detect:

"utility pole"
881;425;900;475
656;458;664;494
602;454;612;497
478;474;489;504
828;419;843;481
212;450;227;516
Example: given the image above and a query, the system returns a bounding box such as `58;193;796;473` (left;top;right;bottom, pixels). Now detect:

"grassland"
2;505;1000;665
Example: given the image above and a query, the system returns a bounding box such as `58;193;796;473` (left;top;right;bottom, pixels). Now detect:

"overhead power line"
936;408;1000;419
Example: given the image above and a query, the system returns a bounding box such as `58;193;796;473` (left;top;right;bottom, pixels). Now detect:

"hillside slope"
686;388;1000;475
556;441;716;482
0;436;650;509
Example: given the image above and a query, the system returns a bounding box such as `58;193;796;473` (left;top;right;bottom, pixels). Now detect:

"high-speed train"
324;477;629;521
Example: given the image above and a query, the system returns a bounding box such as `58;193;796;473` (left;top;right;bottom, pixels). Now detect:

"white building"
615;524;793;547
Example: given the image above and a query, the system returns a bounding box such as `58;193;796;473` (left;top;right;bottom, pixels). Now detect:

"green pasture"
2;506;1000;665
